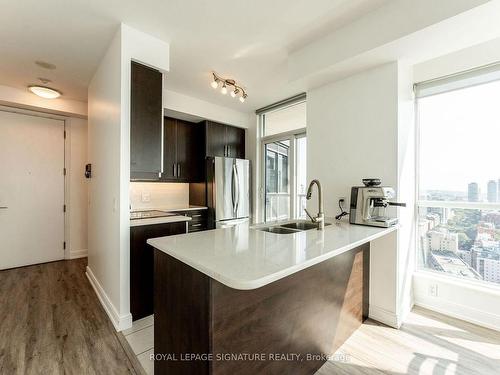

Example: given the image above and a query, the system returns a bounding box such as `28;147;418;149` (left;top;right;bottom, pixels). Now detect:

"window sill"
414;269;500;294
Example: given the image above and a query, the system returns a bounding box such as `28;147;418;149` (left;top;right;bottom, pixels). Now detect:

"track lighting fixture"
210;72;247;103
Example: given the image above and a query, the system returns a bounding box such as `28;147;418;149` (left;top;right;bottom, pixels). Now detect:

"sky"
419;79;500;197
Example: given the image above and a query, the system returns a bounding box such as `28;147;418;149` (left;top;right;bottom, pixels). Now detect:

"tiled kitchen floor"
123;315;154;375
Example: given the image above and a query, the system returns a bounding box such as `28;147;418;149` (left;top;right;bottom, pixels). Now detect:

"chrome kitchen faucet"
304;179;325;230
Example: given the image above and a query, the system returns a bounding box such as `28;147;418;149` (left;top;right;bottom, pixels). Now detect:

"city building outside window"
416;66;500;286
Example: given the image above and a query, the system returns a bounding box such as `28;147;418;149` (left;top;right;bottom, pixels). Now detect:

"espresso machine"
349;179;406;228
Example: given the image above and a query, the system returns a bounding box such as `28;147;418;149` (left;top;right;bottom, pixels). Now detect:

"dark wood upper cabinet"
162;117;204;182
205;121;245;158
205;121;226;157
130;61;163;181
162;117;177;180
225;124;245;158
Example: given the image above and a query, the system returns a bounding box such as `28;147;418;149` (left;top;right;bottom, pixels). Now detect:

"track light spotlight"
231;88;239;98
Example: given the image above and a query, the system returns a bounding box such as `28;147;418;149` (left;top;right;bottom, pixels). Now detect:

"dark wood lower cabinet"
154;243;370;375
130;221;187;321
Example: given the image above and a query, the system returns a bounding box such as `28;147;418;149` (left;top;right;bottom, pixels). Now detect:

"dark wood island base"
154;243;370;375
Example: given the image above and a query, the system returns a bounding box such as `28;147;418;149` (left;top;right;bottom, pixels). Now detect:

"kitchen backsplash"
130;182;189;210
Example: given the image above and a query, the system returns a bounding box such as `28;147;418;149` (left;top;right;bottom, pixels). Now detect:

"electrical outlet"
429;284;438;297
141;191;151;203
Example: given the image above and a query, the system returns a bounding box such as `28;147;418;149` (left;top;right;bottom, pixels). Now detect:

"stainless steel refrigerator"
206;157;250;228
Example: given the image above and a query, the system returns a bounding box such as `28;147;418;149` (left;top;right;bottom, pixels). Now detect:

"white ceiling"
0;0;390;113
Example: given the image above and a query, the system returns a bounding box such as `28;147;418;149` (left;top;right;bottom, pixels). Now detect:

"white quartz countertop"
130;215;191;227
147;220;397;290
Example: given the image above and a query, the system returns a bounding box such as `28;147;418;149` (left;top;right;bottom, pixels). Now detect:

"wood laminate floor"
318;306;500;375
1;258;499;375
0;258;137;375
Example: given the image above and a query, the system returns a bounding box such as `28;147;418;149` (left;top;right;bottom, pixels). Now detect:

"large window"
416;67;500;286
259;97;306;222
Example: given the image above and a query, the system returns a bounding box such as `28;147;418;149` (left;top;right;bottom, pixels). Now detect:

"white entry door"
0;110;65;269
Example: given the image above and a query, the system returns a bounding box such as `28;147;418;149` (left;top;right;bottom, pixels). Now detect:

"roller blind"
414;62;500;98
255;93;306;115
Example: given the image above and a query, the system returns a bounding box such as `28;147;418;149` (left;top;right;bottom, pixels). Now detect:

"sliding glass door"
263;133;306;222
264;139;290;221
258;97;307;222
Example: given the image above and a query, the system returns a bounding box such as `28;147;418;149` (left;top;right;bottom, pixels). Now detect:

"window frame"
415;81;500;289
260;128;306;222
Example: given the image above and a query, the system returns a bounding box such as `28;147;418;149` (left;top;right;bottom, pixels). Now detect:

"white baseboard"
85;266;132;332
69;249;87;259
414;294;500;332
369;305;400;328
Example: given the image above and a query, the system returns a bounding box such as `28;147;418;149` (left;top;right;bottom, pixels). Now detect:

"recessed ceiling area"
0;0;390;112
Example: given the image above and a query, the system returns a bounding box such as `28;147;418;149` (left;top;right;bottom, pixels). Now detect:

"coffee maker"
349;179;405;228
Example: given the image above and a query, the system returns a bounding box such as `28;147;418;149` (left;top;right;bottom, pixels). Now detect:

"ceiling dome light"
28;85;61;99
221;84;227;95
211;80;219;89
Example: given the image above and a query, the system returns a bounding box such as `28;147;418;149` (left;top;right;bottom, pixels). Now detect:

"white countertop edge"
148;225;398;290
131;206;207;213
166;206;208;211
130;215;191;227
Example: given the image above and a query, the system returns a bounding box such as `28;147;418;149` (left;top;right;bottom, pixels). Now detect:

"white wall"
307;62;415;327
66;118;88;259
307;63;399;214
414;37;500;83
87;27;124;329
414;273;500;331
0;84;87;118
163;89;250;129
87;23;169;331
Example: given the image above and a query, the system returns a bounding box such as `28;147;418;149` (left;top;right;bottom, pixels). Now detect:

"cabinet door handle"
191;214;202;218
228;145;231;157
173;163;176;177
177;163;181;177
191;223;202;227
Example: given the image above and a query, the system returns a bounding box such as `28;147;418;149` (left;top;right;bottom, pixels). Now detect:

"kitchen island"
148;220;396;375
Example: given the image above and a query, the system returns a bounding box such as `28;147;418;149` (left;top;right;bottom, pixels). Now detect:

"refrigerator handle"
234;164;240;213
231;164;237;214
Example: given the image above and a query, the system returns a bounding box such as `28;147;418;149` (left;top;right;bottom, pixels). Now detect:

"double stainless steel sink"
255;220;331;234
